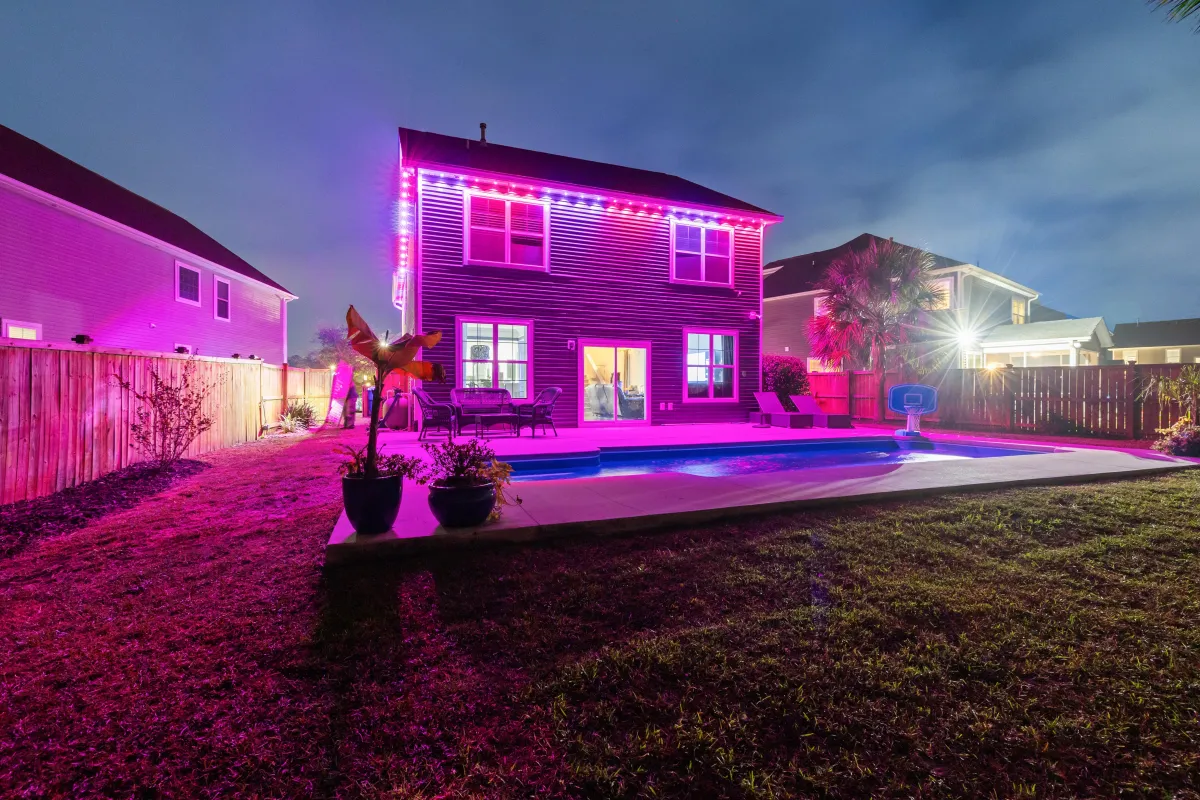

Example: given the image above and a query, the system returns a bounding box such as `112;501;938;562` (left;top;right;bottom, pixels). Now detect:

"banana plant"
346;305;445;478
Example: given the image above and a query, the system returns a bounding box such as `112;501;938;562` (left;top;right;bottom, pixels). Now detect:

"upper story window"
813;294;830;316
685;330;737;401
929;277;953;311
465;193;548;270
1011;298;1027;325
2;319;42;340
214;277;231;321
459;318;531;399
671;221;733;286
176;262;201;306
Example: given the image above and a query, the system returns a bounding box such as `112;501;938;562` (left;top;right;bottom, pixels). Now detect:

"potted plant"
340;305;444;534
422;438;521;528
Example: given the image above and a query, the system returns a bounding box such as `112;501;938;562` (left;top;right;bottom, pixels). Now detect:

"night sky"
2;1;1197;357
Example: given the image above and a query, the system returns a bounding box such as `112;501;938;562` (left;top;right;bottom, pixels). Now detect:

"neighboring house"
1111;318;1200;365
763;233;1050;370
0;124;293;362
395;126;781;426
978;317;1112;367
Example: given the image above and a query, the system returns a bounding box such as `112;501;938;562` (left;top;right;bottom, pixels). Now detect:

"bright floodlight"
956;329;977;348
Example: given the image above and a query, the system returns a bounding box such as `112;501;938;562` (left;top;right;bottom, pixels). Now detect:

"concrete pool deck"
325;425;1197;564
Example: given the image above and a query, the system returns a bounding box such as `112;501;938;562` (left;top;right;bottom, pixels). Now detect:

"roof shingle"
398;127;777;217
763;233;965;298
1112;318;1200;348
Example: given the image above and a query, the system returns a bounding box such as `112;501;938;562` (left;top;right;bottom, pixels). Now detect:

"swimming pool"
507;437;1044;482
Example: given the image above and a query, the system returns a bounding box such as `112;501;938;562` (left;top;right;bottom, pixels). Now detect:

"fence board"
1;341;333;505
810;365;1188;438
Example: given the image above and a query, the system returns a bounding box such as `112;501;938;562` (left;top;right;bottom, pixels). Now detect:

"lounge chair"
790;394;853;428
752;392;813;428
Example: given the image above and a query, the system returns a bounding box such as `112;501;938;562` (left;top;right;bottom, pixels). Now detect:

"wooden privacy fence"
807;366;1189;439
0;340;333;505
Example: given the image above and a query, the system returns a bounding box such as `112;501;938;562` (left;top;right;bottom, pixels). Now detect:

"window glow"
685;331;737;400
460;320;530;399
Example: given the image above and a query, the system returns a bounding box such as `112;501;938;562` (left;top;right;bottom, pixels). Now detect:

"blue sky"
2;1;1197;356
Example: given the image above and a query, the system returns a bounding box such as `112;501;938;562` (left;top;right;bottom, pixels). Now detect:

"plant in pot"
422;438;522;529
340;305;444;534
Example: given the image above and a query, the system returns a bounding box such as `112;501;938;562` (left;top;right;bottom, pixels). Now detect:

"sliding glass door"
581;341;650;424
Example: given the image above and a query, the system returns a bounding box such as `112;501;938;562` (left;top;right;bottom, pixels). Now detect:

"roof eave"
402;156;783;223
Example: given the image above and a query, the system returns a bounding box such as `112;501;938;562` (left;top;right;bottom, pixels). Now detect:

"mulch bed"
0;460;209;558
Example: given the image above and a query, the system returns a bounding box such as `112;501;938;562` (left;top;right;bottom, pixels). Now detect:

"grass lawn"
2;430;1198;798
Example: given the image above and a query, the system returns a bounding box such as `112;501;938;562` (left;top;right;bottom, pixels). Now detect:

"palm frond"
1150;0;1200;29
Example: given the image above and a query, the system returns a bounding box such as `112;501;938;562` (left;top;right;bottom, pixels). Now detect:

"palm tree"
1151;0;1200;28
807;238;944;420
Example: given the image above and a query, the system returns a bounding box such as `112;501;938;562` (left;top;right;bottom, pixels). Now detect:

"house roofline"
405;161;784;224
0;172;297;300
930;263;1039;299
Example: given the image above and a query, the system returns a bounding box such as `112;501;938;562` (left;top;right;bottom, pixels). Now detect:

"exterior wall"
959;274;1028;331
763;294;816;358
416;172;763;426
1110;344;1200;364
0;181;287;362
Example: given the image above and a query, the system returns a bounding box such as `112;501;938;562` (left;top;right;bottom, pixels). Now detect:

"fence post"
1007;368;1017;432
846;370;855;419
1129;364;1141;440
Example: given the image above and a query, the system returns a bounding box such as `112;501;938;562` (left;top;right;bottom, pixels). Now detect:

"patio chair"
517;386;562;437
451;387;517;437
790;394;853;428
412;387;456;440
752;391;814;428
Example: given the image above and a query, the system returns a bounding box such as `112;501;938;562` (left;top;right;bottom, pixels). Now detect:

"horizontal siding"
763;295;815;358
0;182;286;362
417;176;763;426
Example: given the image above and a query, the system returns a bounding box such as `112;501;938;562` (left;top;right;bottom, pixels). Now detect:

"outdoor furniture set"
413;386;562;440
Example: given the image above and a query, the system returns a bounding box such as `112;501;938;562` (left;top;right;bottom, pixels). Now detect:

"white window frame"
670;218;735;288
807;357;839;373
813;294;830;316
2;319;42;340
1166;348;1182;364
1011;297;1027;325
683;328;738;403
462;190;550;271
213;276;231;321
455;316;534;400
175;261;202;306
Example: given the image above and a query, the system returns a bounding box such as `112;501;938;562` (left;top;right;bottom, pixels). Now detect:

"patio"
326;424;1198;563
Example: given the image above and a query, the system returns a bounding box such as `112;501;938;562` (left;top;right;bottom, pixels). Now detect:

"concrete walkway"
326;424;1196;564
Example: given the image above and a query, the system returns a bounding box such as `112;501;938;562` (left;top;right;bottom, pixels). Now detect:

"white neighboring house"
975;317;1113;368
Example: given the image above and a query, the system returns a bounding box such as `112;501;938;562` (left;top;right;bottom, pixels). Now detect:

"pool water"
507;438;1041;482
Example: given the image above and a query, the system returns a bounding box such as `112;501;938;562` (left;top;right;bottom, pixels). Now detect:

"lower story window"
460;319;530;399
2;319;41;340
686;330;736;400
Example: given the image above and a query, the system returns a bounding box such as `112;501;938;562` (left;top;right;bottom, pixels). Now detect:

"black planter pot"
427;481;496;529
342;474;403;535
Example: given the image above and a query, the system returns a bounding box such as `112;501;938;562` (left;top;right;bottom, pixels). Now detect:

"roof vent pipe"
479;122;487;144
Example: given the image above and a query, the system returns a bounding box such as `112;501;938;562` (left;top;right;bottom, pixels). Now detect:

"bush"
763;354;811;411
420;438;521;520
1152;417;1200;457
280;401;315;433
114;358;215;468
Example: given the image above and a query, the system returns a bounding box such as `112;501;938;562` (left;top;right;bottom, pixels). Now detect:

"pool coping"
325;434;1197;564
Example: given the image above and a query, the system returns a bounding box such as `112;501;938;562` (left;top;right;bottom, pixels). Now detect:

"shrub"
420;438;521;520
338;445;422;479
763;354;811;411
280;401;315;433
1152;417;1200;457
114;358;216;468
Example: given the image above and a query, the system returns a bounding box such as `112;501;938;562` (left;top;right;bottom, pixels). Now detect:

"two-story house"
763;233;1109;370
395;126;781;427
0;123;293;362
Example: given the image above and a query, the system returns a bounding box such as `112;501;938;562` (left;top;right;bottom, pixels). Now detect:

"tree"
344;306;444;478
290;326;374;383
1150;0;1200;29
807;238;943;420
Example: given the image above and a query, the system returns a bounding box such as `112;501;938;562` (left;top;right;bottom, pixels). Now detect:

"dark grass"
0;459;208;558
1;430;1198;798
